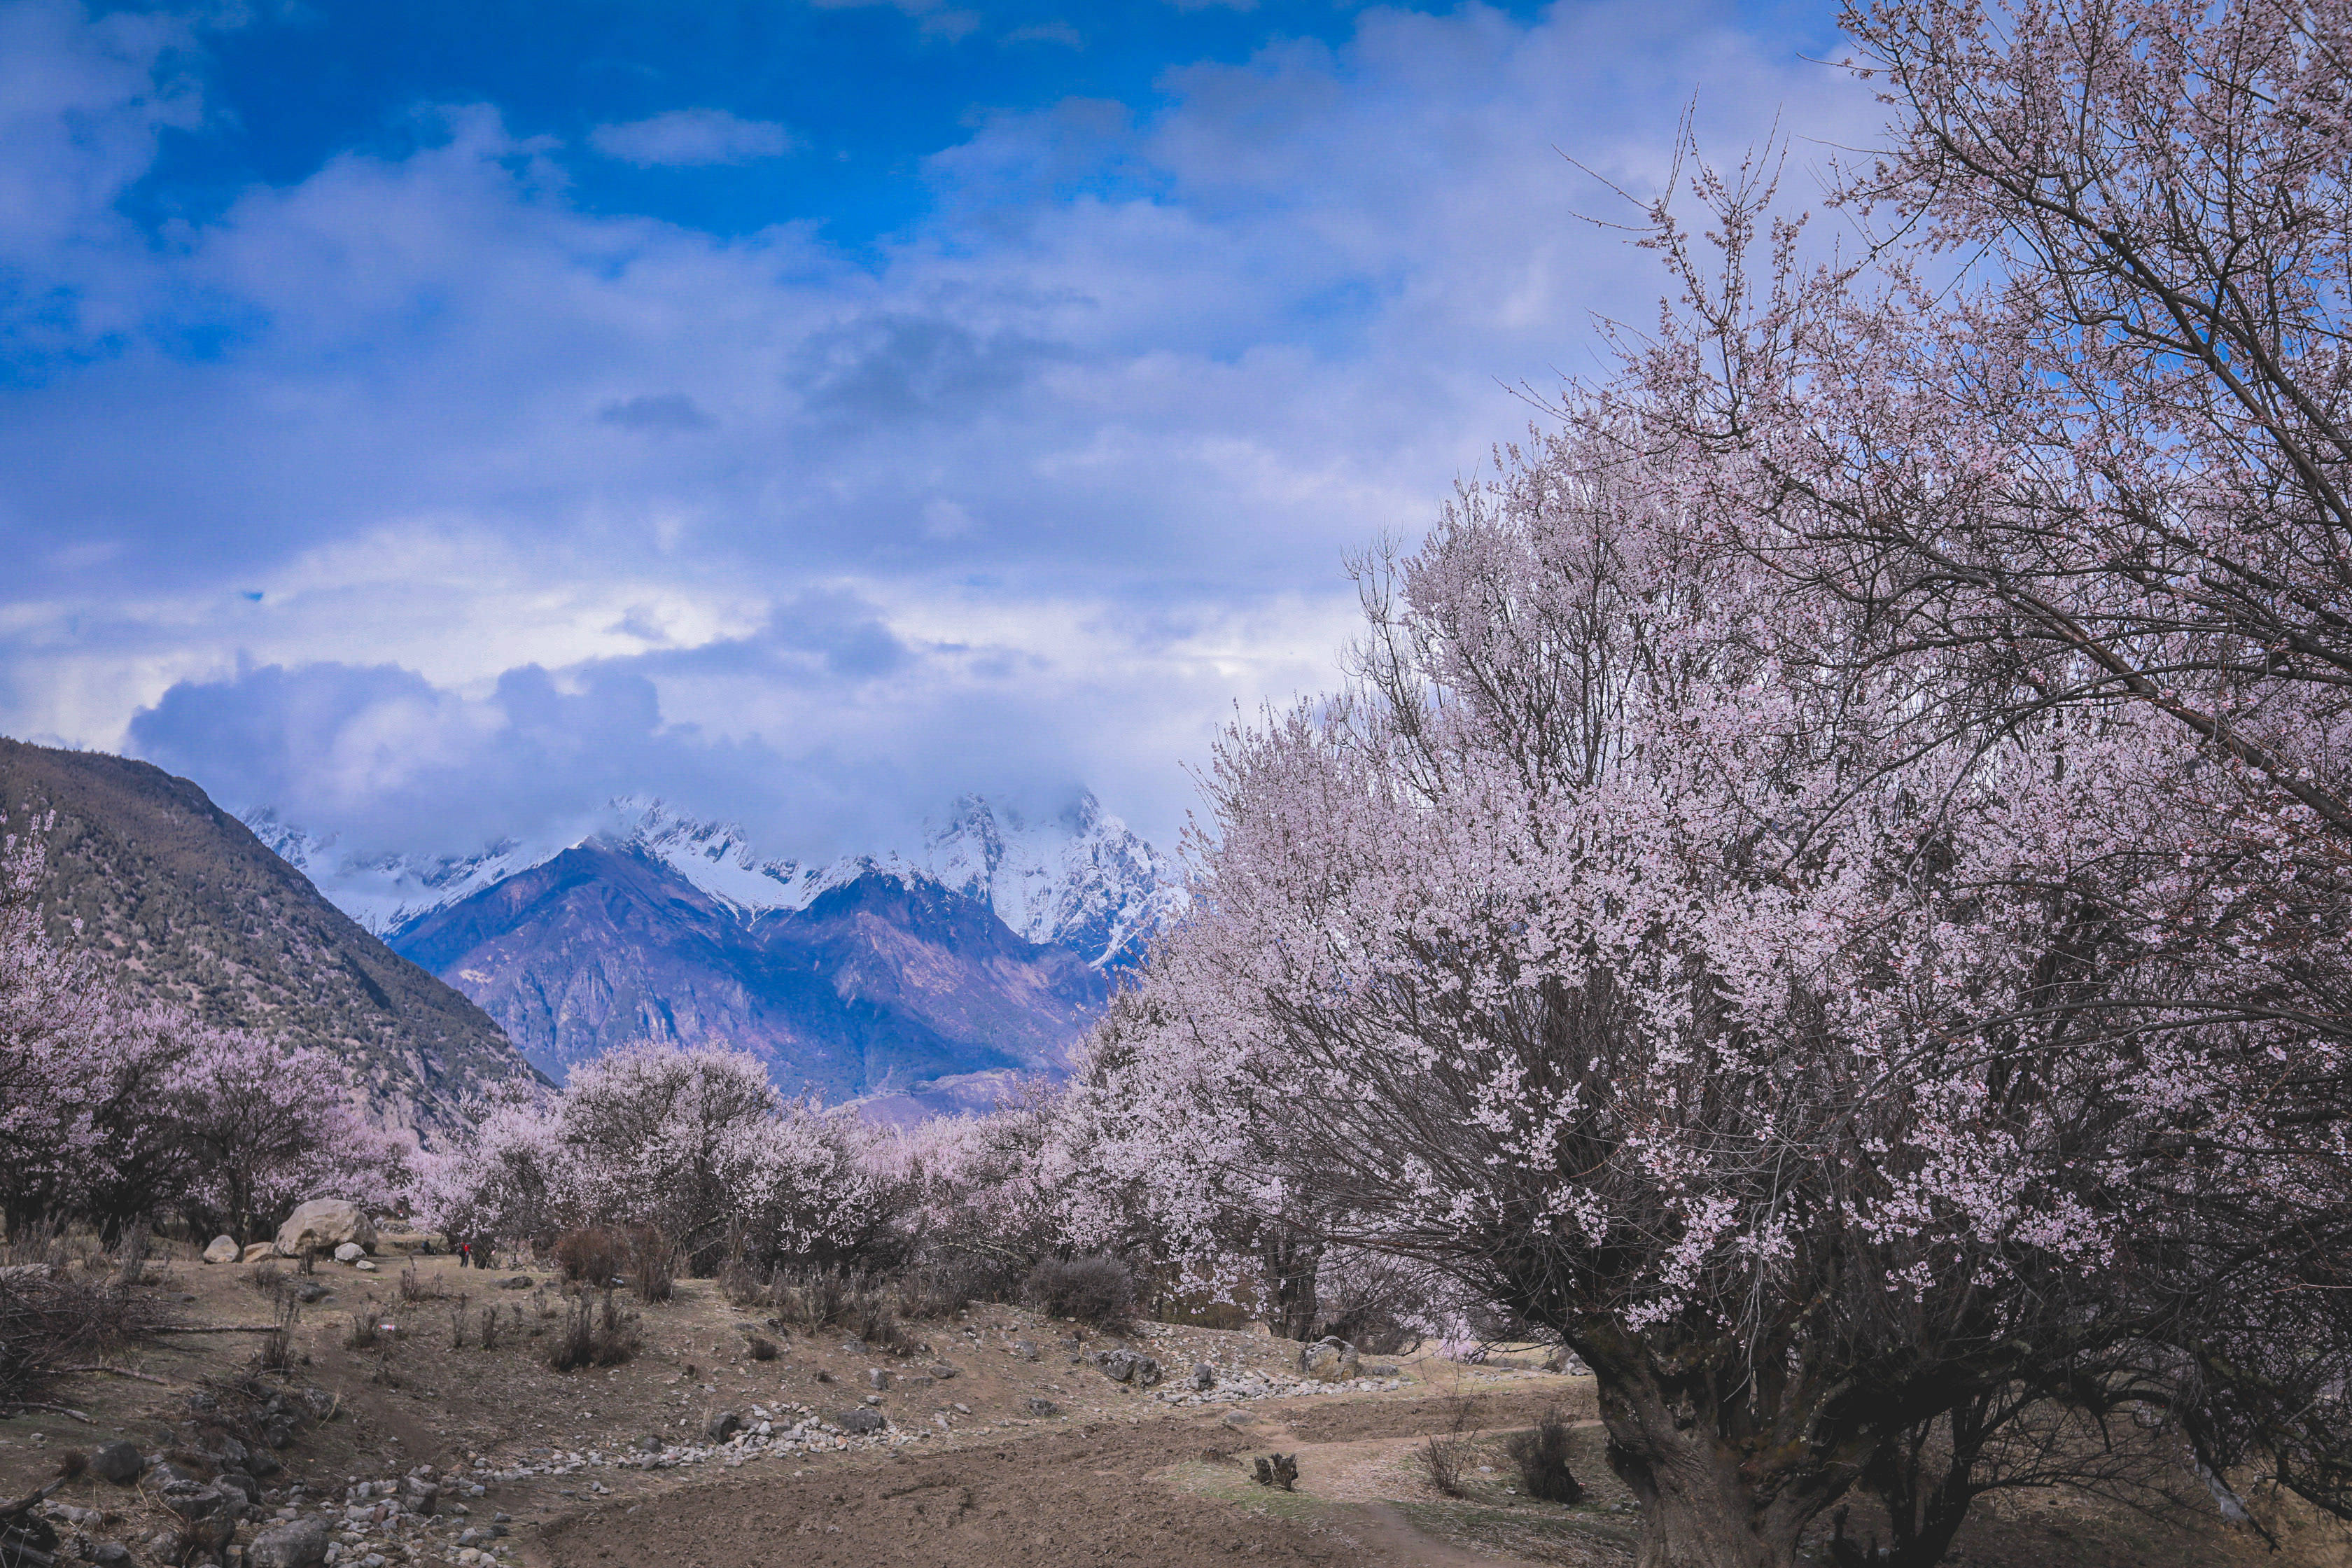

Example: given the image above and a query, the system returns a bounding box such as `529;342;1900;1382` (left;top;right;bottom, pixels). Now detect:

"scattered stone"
866;1368;890;1391
91;1543;133;1567
246;1517;329;1568
1026;1399;1061;1418
215;1469;261;1504
635;1435;662;1453
1189;1362;1217;1392
400;1478;439;1516
1298;1337;1359;1382
158;1481;235;1524
204;1235;240;1264
332;1242;365;1265
1093;1347;1162;1387
90;1440;145;1485
498;1276;533;1290
705;1411;742;1441
265;1423;298;1450
293;1282;330;1305
298;1387;338;1421
274;1198;377;1258
353;1259;378;1272
927;1362;958;1380
835;1408;886;1435
1011;1340;1040;1362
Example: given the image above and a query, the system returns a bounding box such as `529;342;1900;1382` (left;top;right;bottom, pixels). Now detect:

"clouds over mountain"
0;0;1872;859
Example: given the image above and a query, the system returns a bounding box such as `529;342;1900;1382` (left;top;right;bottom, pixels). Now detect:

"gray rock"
149;1461;207;1492
246;1516;329;1568
246;1448;282;1480
704;1410;742;1441
274;1199;376;1258
400;1478;439;1516
91;1542;133;1567
215;1470;261;1504
203;1235;240;1264
332;1242;365;1265
1026;1398;1061;1417
293;1282;330;1304
158;1481;234;1522
635;1434;662;1452
1093;1347;1162;1387
1189;1362;1217;1391
298;1387;338;1420
865;1368;890;1391
1011;1340;1040;1362
214;1437;250;1467
835;1407;886;1435
927;1362;958;1380
1299;1336;1359;1382
90;1440;145;1485
498;1276;533;1290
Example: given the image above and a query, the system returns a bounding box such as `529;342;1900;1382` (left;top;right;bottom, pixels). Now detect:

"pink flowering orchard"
1;816;410;1243
1085;0;2352;1563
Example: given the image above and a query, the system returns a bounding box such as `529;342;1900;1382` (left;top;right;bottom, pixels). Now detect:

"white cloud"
0;0;1878;857
589;108;797;167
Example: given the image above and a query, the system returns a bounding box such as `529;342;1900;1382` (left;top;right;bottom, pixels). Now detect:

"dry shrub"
626;1225;676;1304
896;1260;979;1321
769;1269;913;1354
343;1313;382;1352
718;1253;762;1308
256;1296;300;1373
448;1300;472;1350
1023;1255;1135;1328
552;1228;629;1287
547;1289;641;1372
398;1264;444;1302
0;1270;169;1408
1423;1395;1487;1499
1504;1408;1585;1504
246;1259;284;1296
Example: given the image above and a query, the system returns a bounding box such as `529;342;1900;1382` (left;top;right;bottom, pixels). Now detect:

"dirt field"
4;1242;2342;1568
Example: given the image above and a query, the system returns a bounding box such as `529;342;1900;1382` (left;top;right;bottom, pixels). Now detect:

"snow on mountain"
919;793;1186;967
243;790;1183;965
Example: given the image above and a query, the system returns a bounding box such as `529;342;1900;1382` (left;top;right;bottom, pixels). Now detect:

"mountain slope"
0;738;548;1144
385;839;1110;1101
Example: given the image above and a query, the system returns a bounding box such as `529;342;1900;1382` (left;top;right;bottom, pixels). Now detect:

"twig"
149;1324;280;1335
0;1402;95;1424
57;1364;170;1386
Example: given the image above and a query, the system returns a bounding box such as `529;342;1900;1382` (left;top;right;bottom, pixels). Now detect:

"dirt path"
528;1394;1587;1568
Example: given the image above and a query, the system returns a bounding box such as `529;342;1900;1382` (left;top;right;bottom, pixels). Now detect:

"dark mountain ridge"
0;737;548;1144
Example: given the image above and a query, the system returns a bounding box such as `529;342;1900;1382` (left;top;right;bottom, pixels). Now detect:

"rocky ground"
4;1242;2345;1568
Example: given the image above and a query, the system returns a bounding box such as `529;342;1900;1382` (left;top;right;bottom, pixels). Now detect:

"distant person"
458;1242;472;1268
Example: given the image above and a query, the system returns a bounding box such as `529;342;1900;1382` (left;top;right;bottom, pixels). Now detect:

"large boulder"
241;1242;276;1264
1300;1337;1360;1382
274;1200;376;1258
246;1518;328;1568
90;1441;145;1485
202;1236;239;1264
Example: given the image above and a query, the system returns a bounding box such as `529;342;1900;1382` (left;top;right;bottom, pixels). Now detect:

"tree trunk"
1588;1354;1849;1568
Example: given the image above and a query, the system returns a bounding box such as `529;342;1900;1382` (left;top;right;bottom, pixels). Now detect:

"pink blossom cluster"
1;816;411;1244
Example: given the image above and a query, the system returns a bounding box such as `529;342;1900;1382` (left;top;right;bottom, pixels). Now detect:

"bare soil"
4;1243;2344;1568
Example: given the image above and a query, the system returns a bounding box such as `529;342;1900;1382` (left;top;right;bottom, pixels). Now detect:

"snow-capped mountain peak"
243;789;1182;966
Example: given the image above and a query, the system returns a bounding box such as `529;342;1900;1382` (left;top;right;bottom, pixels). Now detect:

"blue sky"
1;0;1868;862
